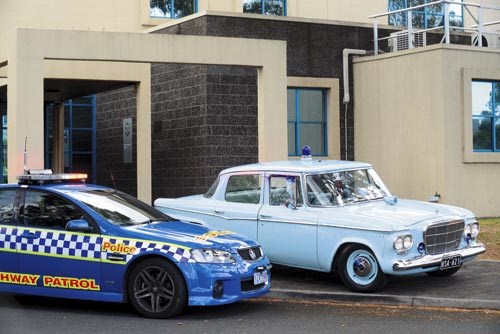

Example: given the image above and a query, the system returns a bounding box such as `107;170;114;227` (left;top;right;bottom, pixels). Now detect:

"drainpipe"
342;49;366;160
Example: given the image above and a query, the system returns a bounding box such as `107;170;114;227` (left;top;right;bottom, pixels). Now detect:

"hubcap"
353;257;372;277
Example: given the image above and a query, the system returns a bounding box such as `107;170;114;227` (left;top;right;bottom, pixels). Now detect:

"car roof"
0;182;111;193
220;159;372;175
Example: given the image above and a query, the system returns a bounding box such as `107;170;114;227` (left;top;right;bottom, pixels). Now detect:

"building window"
388;0;463;28
150;0;197;19
472;80;500;152
45;95;97;182
243;0;287;16
288;88;327;157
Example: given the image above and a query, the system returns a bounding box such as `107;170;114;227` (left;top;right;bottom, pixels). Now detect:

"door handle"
260;214;272;219
21;232;39;239
214;210;225;214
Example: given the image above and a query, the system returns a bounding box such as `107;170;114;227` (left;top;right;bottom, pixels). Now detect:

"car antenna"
24;137;28;174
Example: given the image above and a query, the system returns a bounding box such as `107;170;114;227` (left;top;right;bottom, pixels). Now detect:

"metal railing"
370;1;500;55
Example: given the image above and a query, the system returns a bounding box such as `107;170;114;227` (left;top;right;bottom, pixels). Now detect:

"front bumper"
180;260;272;306
392;243;486;272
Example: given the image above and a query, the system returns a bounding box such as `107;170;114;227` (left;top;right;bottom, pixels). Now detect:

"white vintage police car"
155;149;486;292
0;172;271;318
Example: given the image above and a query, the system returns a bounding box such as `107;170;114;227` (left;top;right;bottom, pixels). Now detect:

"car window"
225;174;262;204
68;189;170;226
269;175;303;206
21;190;85;230
0;189;17;225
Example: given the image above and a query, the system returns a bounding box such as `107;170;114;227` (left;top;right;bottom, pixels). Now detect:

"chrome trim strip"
258;219;317;226
318;223;404;233
392;243;486;271
157;206;256;221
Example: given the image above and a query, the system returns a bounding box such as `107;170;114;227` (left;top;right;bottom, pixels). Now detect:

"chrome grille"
238;247;263;261
424;220;464;255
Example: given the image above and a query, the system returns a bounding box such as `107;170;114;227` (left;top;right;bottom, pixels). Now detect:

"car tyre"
338;244;386;292
426;265;462;277
128;258;187;318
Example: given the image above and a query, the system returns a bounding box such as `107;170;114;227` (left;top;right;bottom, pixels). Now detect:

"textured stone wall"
95;86;137;196
150;63;257;200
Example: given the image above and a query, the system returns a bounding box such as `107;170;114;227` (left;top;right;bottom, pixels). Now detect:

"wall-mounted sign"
123;118;133;164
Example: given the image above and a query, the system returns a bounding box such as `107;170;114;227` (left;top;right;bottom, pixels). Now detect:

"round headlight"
394;237;403;250
471;223;480;237
403;235;413;249
464;224;472;235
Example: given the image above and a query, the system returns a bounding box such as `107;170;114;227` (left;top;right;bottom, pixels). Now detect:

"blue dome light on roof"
302;145;311;157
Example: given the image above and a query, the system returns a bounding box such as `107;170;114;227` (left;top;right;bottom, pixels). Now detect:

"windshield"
305;169;389;207
69;189;171;226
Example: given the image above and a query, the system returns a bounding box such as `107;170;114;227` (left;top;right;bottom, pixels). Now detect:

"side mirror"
285;199;297;210
66;219;93;232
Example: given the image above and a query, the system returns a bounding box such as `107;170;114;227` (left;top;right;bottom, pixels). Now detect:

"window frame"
463;68;500;163
472;80;499;152
287;87;328;157
149;0;199;19
388;0;464;29
243;0;287;16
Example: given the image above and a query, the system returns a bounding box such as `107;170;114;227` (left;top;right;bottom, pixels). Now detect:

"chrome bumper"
392;243;486;272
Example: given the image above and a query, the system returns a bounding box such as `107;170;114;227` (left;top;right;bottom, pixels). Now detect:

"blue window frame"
472;80;500;152
45;95;97;182
150;0;198;19
243;0;287;16
287;88;327;157
388;0;464;29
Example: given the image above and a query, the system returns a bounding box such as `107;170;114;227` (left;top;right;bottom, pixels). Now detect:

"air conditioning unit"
389;30;427;52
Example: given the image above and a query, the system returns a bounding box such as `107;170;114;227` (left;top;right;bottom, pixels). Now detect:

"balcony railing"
370;1;500;55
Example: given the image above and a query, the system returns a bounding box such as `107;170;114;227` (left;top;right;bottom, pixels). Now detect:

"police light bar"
17;171;87;185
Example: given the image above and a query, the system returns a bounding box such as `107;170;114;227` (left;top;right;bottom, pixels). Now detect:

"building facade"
1;0;499;216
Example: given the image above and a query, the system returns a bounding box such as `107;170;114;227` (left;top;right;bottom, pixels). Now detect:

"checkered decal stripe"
0;225;192;263
0;226;17;251
18;229;101;260
103;238;192;263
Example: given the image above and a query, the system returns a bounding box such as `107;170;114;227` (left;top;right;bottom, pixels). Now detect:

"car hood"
317;198;474;230
124;220;256;250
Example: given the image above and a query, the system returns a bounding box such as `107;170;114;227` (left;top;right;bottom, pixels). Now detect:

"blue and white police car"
155;147;486;293
0;172;271;318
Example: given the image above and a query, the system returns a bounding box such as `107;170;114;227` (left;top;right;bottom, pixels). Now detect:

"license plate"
440;255;462;270
253;270;268;285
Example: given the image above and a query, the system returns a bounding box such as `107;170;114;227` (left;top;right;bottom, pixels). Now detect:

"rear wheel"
338;245;386;292
426;265;462;277
128;258;187;318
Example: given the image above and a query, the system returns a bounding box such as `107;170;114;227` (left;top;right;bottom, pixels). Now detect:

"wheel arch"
330;241;382;273
122;253;189;302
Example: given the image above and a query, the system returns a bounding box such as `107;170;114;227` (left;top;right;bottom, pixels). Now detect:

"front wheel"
128;258;187;318
338;245;387;292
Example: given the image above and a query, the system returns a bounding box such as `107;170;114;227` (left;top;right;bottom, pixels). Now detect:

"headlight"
393;234;413;252
403;235;413;249
190;249;235;263
464;222;480;238
470;223;480;237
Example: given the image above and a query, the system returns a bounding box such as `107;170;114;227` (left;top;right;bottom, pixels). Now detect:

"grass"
478;218;500;260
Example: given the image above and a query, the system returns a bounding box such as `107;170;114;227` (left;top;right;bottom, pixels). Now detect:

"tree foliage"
150;0;195;18
243;0;285;16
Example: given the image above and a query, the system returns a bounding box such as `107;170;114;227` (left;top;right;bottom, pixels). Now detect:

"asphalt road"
270;259;500;310
0;293;499;334
1;259;499;333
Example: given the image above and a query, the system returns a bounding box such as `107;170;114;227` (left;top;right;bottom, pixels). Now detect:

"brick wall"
150;63;257;200
96;86;137;196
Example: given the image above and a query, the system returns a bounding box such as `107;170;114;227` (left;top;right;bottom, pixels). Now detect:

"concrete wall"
354;44;500;217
